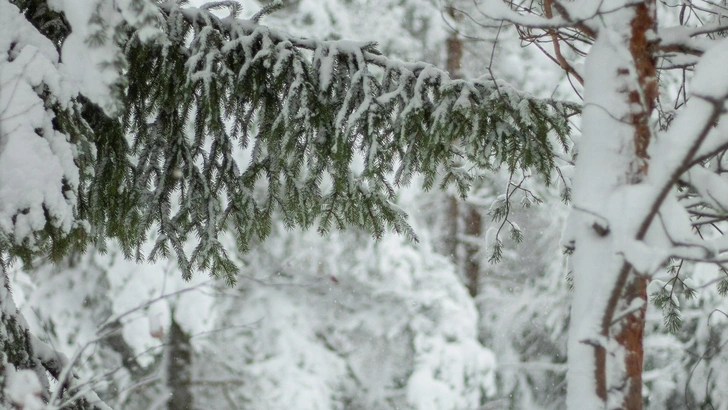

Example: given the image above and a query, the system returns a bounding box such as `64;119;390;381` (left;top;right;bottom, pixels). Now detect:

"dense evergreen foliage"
5;0;575;284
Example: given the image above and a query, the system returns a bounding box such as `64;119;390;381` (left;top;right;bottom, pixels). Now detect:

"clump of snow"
49;0;121;112
0;0;80;249
49;0;161;114
690;37;728;99
4;366;44;410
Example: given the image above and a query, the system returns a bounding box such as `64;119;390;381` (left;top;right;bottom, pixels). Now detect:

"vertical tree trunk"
464;207;482;298
443;5;484;298
446;6;463;80
443;5;463;266
565;0;657;408
443;5;462;269
166;315;193;410
605;4;657;407
442;196;460;263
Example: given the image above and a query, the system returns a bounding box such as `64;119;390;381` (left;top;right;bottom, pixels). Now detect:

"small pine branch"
509;225;524;244
566;270;573;291
664;309;682;334
718;277;728;296
251;1;284;22
651;285;684;333
488;239;503;264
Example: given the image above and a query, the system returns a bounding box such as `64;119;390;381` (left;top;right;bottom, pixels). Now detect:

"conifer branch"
71;1;579;282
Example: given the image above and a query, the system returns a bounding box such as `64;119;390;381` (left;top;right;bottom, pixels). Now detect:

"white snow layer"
4;366;44;410
0;0;79;248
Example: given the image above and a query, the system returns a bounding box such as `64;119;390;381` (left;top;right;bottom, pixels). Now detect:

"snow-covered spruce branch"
76;1;577;283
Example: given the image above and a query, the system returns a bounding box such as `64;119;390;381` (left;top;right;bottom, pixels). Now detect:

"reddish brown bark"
597;267;648;408
594;1;657;408
595;342;607;401
615;276;648;409
543;0;584;85
628;1;658;176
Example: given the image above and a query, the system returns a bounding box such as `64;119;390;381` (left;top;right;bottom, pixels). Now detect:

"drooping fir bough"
5;0;574;279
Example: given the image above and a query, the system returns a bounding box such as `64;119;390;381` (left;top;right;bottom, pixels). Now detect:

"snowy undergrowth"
196;183;496;409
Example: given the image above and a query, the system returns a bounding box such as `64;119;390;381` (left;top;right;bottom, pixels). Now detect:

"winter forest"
6;0;728;409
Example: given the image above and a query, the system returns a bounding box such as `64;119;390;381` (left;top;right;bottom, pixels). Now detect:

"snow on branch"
77;1;577;282
613;36;728;274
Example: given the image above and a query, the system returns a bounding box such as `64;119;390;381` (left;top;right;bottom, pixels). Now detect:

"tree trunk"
464;207;482;298
443;6;484;298
565;0;657;408
166;315;193;410
443;5;463;267
445;5;463;80
442;195;460;264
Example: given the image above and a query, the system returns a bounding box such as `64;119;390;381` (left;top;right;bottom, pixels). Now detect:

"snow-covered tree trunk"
565;0;657;407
